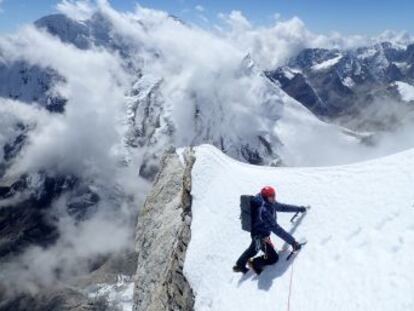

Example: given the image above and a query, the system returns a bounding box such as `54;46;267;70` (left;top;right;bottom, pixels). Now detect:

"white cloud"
3;200;137;293
56;0;95;21
273;12;281;20
195;4;204;12
1;0;412;188
219;10;252;31
0;25;130;180
198;14;209;24
0;15;146;293
375;29;413;47
216;11;369;69
0;0;414;295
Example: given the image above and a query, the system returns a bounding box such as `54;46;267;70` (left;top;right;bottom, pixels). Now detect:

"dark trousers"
236;236;279;273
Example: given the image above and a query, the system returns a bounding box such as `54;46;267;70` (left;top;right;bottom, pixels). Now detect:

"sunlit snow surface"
185;144;414;311
395;81;414;102
312;54;343;71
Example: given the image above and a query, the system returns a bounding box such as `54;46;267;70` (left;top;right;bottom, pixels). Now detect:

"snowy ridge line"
185;144;414;311
311;54;343;71
195;143;414;171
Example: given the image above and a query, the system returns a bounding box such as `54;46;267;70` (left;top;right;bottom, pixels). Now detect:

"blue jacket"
251;194;305;245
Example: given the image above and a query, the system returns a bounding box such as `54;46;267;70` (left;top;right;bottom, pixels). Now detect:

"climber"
233;186;310;275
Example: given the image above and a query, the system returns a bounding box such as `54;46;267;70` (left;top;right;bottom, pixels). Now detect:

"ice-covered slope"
185;145;414;311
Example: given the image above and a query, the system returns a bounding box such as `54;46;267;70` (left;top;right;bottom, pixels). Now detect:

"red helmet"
261;186;276;198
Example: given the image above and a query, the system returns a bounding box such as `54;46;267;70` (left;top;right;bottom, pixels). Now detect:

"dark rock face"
0;12;134;115
34;13;143;65
266;42;414;129
0;288;109;311
0;172;104;260
385;63;404;82
0;169;137;311
3;130;27;163
0;249;138;311
0;171;132;311
0;61;66;112
35;14;92;50
133;148;195;311
267;70;324;115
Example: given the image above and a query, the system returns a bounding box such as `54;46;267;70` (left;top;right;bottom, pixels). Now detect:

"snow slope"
395;81;414;102
311;54;343;71
185;145;414;311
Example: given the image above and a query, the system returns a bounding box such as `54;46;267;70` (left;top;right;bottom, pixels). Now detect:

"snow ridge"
185;145;414;311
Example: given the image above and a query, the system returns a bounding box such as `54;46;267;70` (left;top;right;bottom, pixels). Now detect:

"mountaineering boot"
247;258;263;275
233;265;249;274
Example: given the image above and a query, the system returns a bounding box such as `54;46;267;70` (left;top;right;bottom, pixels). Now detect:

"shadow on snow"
237;213;306;291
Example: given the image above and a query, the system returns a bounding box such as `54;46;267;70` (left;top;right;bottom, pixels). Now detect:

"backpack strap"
258;198;265;222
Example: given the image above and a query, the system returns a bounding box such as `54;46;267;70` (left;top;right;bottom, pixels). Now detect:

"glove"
291;241;302;251
300;205;311;213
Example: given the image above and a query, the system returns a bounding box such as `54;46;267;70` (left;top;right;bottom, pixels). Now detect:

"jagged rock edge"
133;147;196;311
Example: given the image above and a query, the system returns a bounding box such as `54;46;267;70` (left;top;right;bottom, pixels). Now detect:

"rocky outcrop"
0;248;138;311
0;287;109;311
0;61;66;112
133;148;195;311
266;43;414;130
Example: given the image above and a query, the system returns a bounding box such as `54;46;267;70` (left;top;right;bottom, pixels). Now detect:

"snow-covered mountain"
1;2;413;310
131;144;414;311
0;5;368;307
0;6;365;270
0;61;66;112
266;42;414;130
3;13;365;169
184;144;414;311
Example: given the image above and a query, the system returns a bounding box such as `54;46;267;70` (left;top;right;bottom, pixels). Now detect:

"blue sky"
0;0;413;35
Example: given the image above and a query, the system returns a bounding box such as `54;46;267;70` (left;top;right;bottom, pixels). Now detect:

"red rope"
287;261;295;311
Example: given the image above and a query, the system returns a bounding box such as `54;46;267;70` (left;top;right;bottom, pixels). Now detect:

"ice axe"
290;211;300;223
290;205;311;223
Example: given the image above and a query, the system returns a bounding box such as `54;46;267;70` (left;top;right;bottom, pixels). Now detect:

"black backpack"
239;195;256;232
